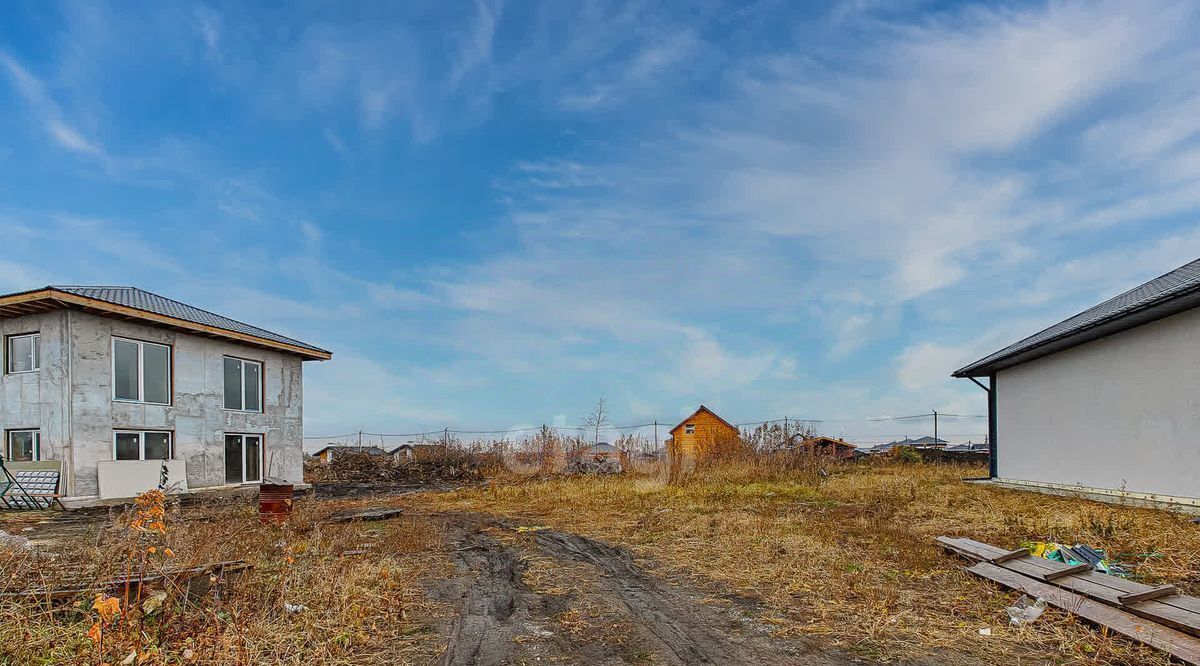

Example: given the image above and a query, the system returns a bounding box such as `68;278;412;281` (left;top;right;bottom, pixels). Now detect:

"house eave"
0;289;332;361
952;289;1200;378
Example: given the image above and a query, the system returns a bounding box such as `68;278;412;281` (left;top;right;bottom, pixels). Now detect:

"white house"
0;286;330;502
954;258;1200;507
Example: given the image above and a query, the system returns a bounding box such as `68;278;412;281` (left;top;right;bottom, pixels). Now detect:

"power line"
303;410;986;440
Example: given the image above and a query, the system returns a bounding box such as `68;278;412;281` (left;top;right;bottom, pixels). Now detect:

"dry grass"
0;496;456;665
408;459;1196;665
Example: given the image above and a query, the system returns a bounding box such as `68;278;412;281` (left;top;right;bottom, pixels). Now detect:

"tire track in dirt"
440;527;537;666
534;529;847;666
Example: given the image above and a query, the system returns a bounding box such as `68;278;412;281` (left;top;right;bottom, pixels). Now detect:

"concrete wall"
0;310;70;465
996;306;1200;499
68;311;304;496
2;308;306;498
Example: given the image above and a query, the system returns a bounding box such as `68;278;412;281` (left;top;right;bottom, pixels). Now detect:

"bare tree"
581;398;611;445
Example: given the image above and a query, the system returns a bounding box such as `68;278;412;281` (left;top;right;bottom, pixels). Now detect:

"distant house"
665;405;740;459
0;285;330;502
870;436;946;453
313;445;387;464
945;441;988;453
954;257;1200;506
795;436;857;460
390;443;448;461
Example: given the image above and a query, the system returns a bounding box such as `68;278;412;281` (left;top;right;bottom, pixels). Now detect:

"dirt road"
434;514;856;665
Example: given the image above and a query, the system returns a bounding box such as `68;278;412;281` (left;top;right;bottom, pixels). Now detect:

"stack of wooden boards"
938;536;1200;664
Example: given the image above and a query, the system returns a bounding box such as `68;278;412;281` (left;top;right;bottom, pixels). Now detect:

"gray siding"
996;306;1200;499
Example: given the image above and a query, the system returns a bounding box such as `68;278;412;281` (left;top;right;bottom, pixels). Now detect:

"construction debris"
1;560;252;601
305;450;490;484
1024;540;1131;577
939;536;1200;664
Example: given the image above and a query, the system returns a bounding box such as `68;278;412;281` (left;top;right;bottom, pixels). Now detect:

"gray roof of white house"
48;285;330;355
954;258;1200;377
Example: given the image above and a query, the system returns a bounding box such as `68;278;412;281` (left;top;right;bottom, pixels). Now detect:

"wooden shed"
795;436;857;460
665;405;741;460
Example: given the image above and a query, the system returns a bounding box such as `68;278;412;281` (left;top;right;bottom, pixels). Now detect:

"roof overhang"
953;288;1200;377
0;288;332;361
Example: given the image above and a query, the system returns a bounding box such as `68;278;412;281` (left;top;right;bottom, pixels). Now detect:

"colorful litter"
1022;541;1131;578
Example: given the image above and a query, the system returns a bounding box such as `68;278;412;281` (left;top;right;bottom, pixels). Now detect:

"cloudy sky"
3;0;1199;446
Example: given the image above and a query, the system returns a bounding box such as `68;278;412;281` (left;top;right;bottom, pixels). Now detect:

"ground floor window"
6;430;39;461
114;431;173;461
224;434;262;484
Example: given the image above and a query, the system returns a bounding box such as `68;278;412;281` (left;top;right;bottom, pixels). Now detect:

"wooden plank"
1044;563;1094;581
990;547;1029;564
1122;585;1180;605
965;562;1200;665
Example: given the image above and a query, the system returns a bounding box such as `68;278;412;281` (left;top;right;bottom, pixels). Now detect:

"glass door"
224;434;263;484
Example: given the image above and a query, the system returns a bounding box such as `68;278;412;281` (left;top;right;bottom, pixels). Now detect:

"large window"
113;431;173;461
5;430;39;462
6;333;39;373
112;338;171;404
224;434;262;484
223;357;262;412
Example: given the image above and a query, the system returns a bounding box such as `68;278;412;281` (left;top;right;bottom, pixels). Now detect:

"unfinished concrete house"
0;286;331;503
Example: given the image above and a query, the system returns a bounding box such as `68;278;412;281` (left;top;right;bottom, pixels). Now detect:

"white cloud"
0;51;104;156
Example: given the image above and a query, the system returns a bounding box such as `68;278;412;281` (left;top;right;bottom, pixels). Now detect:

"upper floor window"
112;338;171;404
223;357;262;412
6;429;39;461
685;423;695;435
5;333;39;373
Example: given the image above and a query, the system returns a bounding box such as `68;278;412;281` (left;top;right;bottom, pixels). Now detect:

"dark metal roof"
45;285;330;356
954;258;1200;377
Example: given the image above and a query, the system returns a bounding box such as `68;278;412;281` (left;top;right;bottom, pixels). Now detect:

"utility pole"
933;410;938;447
444;428;449;447
653;420;659;451
783;417;789;447
357;430;363;448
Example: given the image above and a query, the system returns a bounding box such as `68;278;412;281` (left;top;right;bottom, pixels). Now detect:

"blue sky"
3;0;1200;447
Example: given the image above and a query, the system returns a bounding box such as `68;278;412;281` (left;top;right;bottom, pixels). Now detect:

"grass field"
1;459;1197;664
411;459;1198;664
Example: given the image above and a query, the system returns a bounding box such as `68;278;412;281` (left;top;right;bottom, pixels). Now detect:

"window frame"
224;432;264;484
111;337;173;405
5;429;40;462
5;333;40;374
112;430;174;461
222;356;264;413
685;423;696;435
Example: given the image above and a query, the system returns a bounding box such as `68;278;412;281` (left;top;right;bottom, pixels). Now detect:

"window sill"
112;399;173;407
222;408;264;414
5;369;40;375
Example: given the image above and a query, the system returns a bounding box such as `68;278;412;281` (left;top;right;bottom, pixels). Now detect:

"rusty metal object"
258;482;294;523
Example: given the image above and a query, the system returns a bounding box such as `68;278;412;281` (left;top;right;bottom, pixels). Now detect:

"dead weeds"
407;460;1197;665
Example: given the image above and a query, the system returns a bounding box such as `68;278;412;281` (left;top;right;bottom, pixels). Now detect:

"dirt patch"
440;525;540;665
533;528;846;666
433;513;860;665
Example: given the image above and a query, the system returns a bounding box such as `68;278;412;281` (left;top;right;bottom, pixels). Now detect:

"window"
685;423;695;435
6;333;39;373
6;430;39;462
223;357;262;412
113;431;173;461
224;434;262;484
112;338;171;404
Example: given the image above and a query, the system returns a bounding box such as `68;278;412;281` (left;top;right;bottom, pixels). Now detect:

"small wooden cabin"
795;436;857;460
665;405;741;460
